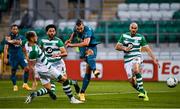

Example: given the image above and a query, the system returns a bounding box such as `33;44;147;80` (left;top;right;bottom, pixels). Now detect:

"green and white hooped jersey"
118;32;148;63
39;37;64;62
24;42;52;69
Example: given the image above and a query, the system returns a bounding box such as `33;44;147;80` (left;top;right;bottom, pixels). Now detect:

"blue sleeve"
20;35;26;40
73;27;76;32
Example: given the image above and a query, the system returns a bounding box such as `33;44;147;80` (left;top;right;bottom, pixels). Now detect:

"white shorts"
50;60;66;74
34;62;64;85
124;57;143;79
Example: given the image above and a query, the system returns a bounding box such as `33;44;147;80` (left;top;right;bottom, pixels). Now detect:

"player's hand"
14;39;22;45
66;43;73;48
65;40;71;45
52;53;60;58
124;47;132;52
4;58;8;64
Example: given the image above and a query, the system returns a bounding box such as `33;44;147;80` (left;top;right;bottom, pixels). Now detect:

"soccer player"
65;19;100;101
3;24;31;91
24;31;82;104
115;22;159;101
39;24;80;94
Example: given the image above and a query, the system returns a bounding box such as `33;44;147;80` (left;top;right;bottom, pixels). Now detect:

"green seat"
159;35;166;43
19;28;29;36
168;35;177;43
35;29;46;37
146;35;156;43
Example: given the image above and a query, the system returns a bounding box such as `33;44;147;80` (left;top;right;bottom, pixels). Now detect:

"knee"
59;75;67;82
133;68;140;74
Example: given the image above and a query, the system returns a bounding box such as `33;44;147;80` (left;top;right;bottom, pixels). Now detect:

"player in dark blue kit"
65;19;100;101
4;24;32;91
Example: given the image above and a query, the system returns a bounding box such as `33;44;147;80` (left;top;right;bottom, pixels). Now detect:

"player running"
65;19;100;101
39;24;80;94
3;24;31;91
24;31;82;104
115;22;159;101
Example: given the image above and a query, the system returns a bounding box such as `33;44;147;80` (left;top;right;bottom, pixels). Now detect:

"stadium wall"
0;59;179;81
65;60;179;81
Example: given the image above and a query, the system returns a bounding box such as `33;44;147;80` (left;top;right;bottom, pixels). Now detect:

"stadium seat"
159;35;166;43
34;28;46;37
118;3;129;11
84;21;97;30
149;3;160;10
118;11;130;21
128;3;139;11
129;11;141;21
13;19;21;26
159;3;170;10
19;28;29;36
170;3;180;10
44;19;54;27
145;35;156;42
167;35;177;43
33;19;45;29
150;11;162;20
139;3;149;11
140;11;151;21
65;21;75;30
161;11;174;20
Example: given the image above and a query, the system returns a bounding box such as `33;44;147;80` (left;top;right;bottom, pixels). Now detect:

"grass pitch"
0;80;180;108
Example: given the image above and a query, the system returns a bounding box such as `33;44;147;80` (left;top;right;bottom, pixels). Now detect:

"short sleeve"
29;50;38;60
21;40;27;46
118;34;124;44
56;40;64;47
39;40;44;48
140;36;148;46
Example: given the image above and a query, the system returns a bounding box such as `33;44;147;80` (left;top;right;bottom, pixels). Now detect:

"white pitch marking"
0;90;175;99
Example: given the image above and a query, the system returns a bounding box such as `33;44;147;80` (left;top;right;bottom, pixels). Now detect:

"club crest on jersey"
46;47;53;53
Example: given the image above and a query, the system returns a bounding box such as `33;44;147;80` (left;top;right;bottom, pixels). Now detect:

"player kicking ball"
24;31;83;104
115;22;159;101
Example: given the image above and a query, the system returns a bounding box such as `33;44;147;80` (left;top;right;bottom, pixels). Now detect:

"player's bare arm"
52;47;68;58
65;32;75;45
66;37;90;47
142;45;158;65
3;44;9;64
115;43;131;52
22;46;29;61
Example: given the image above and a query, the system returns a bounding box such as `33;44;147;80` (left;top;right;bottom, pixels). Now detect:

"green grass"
0;80;180;108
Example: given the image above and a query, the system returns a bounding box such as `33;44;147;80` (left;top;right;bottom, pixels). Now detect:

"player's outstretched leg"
79;73;91;101
136;73;149;101
11;69;18;91
68;79;80;94
22;70;32;91
62;80;83;104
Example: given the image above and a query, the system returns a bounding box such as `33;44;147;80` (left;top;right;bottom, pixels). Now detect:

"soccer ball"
166;77;178;88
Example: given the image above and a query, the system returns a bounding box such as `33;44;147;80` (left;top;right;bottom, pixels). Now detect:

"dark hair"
11;24;19;29
26;31;36;41
45;24;56;32
76;19;83;26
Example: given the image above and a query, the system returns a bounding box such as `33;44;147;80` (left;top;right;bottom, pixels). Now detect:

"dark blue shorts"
9;54;27;70
79;46;97;70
